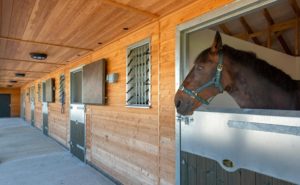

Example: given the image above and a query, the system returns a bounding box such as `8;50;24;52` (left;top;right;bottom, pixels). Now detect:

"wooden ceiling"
215;0;300;57
0;0;196;88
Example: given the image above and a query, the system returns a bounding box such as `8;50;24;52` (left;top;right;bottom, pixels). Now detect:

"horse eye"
197;65;204;71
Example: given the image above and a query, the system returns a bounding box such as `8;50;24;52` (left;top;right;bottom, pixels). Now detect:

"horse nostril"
176;100;181;108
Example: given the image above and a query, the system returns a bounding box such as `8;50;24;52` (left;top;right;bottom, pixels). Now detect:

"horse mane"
222;45;298;92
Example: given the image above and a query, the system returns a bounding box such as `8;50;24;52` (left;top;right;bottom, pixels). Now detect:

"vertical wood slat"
181;152;188;185
205;158;217;185
241;169;255;185
256;173;273;185
217;165;241;185
187;153;197;185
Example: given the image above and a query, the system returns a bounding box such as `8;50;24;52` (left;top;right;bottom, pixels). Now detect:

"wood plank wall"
21;0;232;184
0;88;20;117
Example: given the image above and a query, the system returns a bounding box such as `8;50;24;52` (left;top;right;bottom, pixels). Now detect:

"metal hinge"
176;115;194;125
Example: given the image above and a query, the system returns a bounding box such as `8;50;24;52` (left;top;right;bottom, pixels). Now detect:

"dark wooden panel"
82;59;106;105
181;151;295;185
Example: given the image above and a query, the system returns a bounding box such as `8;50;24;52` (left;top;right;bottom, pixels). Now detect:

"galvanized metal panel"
42;102;48;135
70;104;85;123
181;109;300;184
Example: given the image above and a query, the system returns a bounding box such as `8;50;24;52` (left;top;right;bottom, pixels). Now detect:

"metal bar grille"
126;40;150;107
59;74;65;104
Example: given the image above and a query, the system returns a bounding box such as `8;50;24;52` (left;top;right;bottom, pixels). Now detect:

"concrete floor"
0;118;115;185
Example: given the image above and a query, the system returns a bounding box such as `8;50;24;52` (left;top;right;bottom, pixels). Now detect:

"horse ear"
211;31;222;53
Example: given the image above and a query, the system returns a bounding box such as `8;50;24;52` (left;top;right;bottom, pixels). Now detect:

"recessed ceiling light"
10;80;17;83
30;53;47;60
15;73;26;77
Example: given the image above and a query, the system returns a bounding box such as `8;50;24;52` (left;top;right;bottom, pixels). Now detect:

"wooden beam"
0;36;93;51
101;0;158;19
235;18;300;40
263;9;292;55
0;57;65;66
0;69;50;74
239;17;261;45
219;24;232;35
289;0;300;16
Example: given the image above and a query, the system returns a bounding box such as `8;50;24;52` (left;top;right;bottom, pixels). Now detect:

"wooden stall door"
70;69;85;162
0;94;11;117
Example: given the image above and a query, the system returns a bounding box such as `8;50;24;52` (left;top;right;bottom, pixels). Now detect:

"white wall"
188;29;300;80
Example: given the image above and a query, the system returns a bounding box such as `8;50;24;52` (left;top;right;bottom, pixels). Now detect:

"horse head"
174;31;232;115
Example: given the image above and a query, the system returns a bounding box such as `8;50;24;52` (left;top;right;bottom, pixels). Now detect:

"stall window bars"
59;74;66;113
126;39;151;107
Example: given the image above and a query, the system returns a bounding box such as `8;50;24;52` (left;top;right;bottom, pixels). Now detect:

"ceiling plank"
263;9;292;55
239;17;261;45
0;57;65;66
219;24;233;35
101;0;159;19
0;69;50;74
0;36;93;51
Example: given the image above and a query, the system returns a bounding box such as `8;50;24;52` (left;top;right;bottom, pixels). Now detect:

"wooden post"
267;27;272;48
296;16;299;56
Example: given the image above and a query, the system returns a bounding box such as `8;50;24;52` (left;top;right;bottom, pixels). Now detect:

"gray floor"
0;118;115;185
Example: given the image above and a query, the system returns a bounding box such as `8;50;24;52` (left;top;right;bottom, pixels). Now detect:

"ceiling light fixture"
15;73;26;77
30;53;48;60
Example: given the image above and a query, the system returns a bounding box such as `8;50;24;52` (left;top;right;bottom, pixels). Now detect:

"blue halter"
179;51;224;105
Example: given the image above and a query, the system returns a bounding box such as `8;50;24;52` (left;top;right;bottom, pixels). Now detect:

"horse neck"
225;61;298;110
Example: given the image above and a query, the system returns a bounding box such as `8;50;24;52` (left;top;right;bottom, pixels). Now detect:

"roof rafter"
263;8;292;55
239;17;261;45
219;24;233;35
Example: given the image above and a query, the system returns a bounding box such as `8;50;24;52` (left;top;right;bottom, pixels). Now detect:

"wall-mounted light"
30;53;47;60
106;73;119;83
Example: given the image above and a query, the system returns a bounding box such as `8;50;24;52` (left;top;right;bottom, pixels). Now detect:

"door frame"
175;0;278;184
69;66;86;162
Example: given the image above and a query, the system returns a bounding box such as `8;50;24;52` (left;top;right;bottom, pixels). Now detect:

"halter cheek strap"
179;51;224;105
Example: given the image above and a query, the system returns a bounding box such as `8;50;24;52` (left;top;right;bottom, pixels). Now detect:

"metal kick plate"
70;104;85;123
181;109;300;184
42;103;48;114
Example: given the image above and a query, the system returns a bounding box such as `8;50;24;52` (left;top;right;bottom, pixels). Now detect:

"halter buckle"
217;64;223;71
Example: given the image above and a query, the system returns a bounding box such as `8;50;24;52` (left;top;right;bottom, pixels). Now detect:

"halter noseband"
179;51;224;105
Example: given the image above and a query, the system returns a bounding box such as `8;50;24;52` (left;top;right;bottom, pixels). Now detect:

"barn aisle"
0;118;115;185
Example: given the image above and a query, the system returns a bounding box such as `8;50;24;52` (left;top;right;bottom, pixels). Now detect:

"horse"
174;31;300;115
